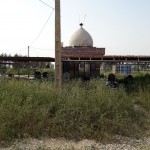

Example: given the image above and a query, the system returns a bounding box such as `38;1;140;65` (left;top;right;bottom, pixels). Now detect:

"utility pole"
28;46;29;57
55;0;62;89
28;46;30;78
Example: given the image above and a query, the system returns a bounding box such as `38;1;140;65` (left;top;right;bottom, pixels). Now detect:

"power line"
30;46;54;51
30;49;52;56
14;47;28;53
30;9;54;46
18;47;28;51
38;0;54;9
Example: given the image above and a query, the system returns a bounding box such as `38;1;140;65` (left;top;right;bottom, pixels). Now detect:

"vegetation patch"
0;78;149;141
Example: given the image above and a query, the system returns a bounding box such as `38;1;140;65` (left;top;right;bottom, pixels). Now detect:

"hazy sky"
0;0;150;57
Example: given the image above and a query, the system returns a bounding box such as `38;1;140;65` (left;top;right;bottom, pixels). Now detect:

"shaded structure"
0;57;55;62
0;57;55;79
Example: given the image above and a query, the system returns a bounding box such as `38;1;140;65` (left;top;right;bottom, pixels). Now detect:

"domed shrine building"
62;23;105;79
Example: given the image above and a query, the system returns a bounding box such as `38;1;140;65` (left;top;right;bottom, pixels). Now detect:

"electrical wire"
1;1;55;57
38;0;54;9
30;9;54;46
30;49;51;56
17;47;28;52
14;47;28;54
30;46;54;51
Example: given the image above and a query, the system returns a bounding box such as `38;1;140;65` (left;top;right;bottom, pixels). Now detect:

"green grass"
0;78;149;141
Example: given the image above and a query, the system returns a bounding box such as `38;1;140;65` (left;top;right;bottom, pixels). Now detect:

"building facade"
62;23;105;80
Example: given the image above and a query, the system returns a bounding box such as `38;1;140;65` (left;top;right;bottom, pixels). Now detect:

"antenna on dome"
83;14;86;24
80;23;83;27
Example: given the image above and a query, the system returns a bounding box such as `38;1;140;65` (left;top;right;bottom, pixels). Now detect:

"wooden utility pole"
55;0;62;89
28;46;30;78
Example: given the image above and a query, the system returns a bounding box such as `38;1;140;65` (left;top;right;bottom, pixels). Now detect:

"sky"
0;0;150;57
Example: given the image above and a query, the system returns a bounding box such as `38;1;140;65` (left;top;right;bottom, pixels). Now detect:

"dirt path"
0;136;150;150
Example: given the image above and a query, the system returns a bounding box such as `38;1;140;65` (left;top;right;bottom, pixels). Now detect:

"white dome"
69;26;93;47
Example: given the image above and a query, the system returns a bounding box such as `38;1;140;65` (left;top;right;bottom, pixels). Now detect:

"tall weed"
0;78;149;141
